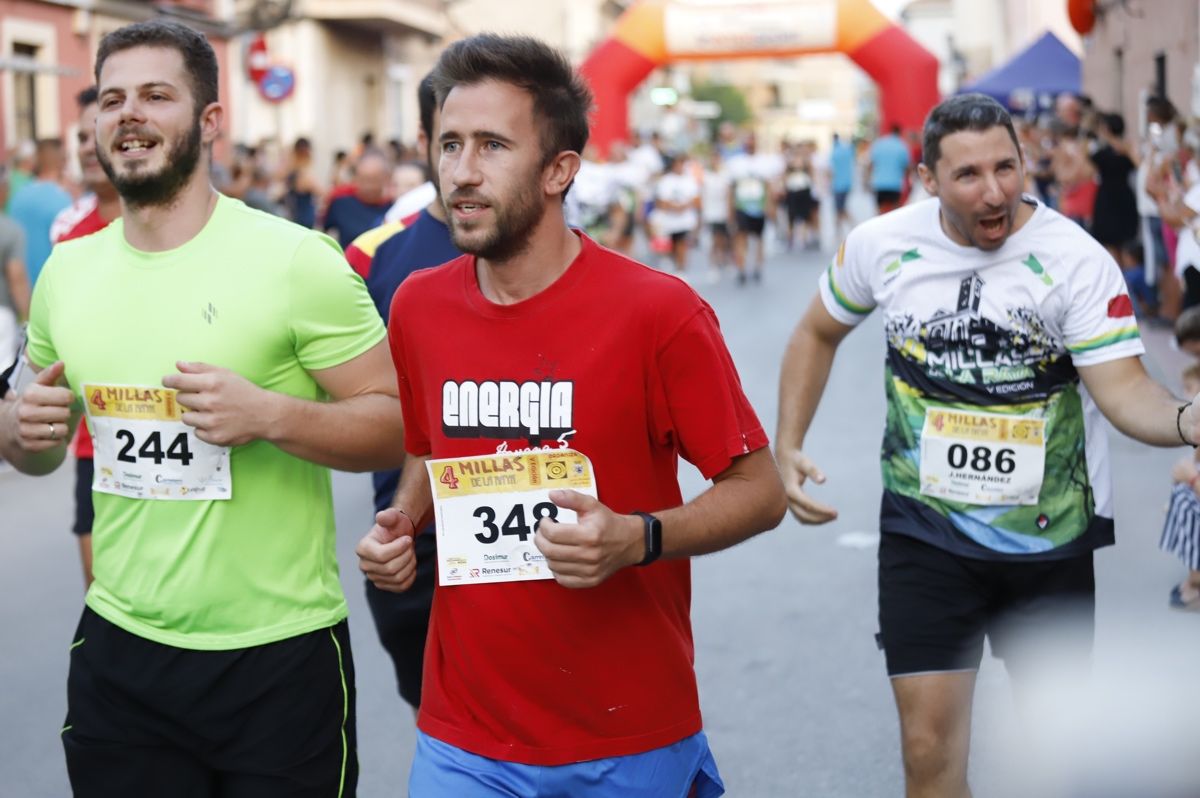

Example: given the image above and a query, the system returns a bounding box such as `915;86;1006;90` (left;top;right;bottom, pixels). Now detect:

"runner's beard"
448;175;544;264
97;118;203;210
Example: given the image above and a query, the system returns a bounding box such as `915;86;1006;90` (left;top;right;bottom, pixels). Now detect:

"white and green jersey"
28;195;386;648
820;197;1143;560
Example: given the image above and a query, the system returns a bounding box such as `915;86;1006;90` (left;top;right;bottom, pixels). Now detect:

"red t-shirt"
389;233;767;765
51;196;114;459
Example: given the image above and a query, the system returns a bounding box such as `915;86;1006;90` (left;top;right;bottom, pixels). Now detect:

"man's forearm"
390;452;433;529
1;440;68;474
656;447;785;559
1080;359;1195;447
266;391;405;471
1116;373;1194;446
776;321;839;452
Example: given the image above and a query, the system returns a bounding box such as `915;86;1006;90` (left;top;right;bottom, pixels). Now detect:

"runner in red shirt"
49;86;120;587
356;34;786;797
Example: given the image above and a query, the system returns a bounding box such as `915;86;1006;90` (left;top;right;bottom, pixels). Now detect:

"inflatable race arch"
580;0;940;154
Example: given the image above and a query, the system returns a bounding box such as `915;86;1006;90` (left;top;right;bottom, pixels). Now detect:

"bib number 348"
427;450;597;587
471;502;559;544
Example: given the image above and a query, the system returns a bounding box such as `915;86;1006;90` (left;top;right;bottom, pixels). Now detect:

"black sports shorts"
735;211;765;236
63;607;357;797
877;532;1095;677
72;457;94;535
875;189;902;209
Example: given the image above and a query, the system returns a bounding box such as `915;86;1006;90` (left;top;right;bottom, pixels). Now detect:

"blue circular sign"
258;65;295;103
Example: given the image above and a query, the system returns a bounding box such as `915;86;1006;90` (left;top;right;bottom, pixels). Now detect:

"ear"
544;150;581;198
917;162;937;197
200;101;224;146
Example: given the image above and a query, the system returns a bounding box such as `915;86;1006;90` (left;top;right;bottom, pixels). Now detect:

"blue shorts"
409;730;725;798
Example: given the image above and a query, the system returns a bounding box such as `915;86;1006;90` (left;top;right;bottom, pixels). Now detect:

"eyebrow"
952;157;1016;177
99;81;178;97
439;129;517;147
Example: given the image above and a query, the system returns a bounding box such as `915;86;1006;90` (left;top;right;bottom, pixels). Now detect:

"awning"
960;31;1080;110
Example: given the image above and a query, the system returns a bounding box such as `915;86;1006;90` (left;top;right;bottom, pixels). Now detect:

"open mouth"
116;137;158;156
978;214;1006;236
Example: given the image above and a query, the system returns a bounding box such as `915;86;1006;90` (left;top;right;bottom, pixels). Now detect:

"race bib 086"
427;450;597;587
84;384;232;501
919;407;1046;506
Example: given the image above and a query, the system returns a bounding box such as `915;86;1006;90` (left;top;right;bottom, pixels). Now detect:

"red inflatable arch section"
581;0;940;154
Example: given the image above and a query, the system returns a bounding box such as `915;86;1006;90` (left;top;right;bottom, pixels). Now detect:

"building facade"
1;0;235;163
1080;0;1200;126
227;0;625;182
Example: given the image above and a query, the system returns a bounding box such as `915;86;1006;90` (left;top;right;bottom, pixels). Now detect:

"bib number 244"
114;429;194;466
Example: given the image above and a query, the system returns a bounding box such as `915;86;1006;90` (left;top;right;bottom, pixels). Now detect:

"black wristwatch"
632;511;662;566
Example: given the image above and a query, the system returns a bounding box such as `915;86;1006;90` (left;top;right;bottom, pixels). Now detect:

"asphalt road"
2;225;1198;796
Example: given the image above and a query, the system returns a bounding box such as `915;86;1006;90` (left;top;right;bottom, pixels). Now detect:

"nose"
448;145;482;190
114;96;146;126
981;170;1004;205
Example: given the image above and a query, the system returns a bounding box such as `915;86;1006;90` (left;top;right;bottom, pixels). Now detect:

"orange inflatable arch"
580;0;940;154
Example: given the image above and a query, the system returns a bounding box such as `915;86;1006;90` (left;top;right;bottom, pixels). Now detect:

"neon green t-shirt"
27;195;386;650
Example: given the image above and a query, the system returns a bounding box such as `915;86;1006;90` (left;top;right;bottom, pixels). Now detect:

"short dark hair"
1102;112;1126;138
1176;306;1200;345
1146;95;1178;125
76;85;99;109
922;93;1019;168
431;33;592;167
418;71;437;140
94;20;218;115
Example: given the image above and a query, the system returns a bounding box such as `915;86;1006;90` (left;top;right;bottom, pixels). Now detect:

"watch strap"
632;511;662;566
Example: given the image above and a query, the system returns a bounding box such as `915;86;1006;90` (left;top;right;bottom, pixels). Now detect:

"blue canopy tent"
960;32;1081;111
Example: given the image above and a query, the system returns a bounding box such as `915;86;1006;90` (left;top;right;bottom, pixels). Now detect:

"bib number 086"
115;429;194;466
947;444;1014;474
473;502;559;544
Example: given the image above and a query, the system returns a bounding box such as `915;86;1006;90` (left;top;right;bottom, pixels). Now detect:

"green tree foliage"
691;81;752;128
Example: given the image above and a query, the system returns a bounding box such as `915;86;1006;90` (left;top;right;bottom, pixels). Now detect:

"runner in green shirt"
0;21;407;797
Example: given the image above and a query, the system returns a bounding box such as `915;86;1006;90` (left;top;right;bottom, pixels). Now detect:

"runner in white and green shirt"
777;93;1200;798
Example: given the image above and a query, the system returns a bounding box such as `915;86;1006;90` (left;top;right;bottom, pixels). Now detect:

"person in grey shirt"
0;166;29;364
